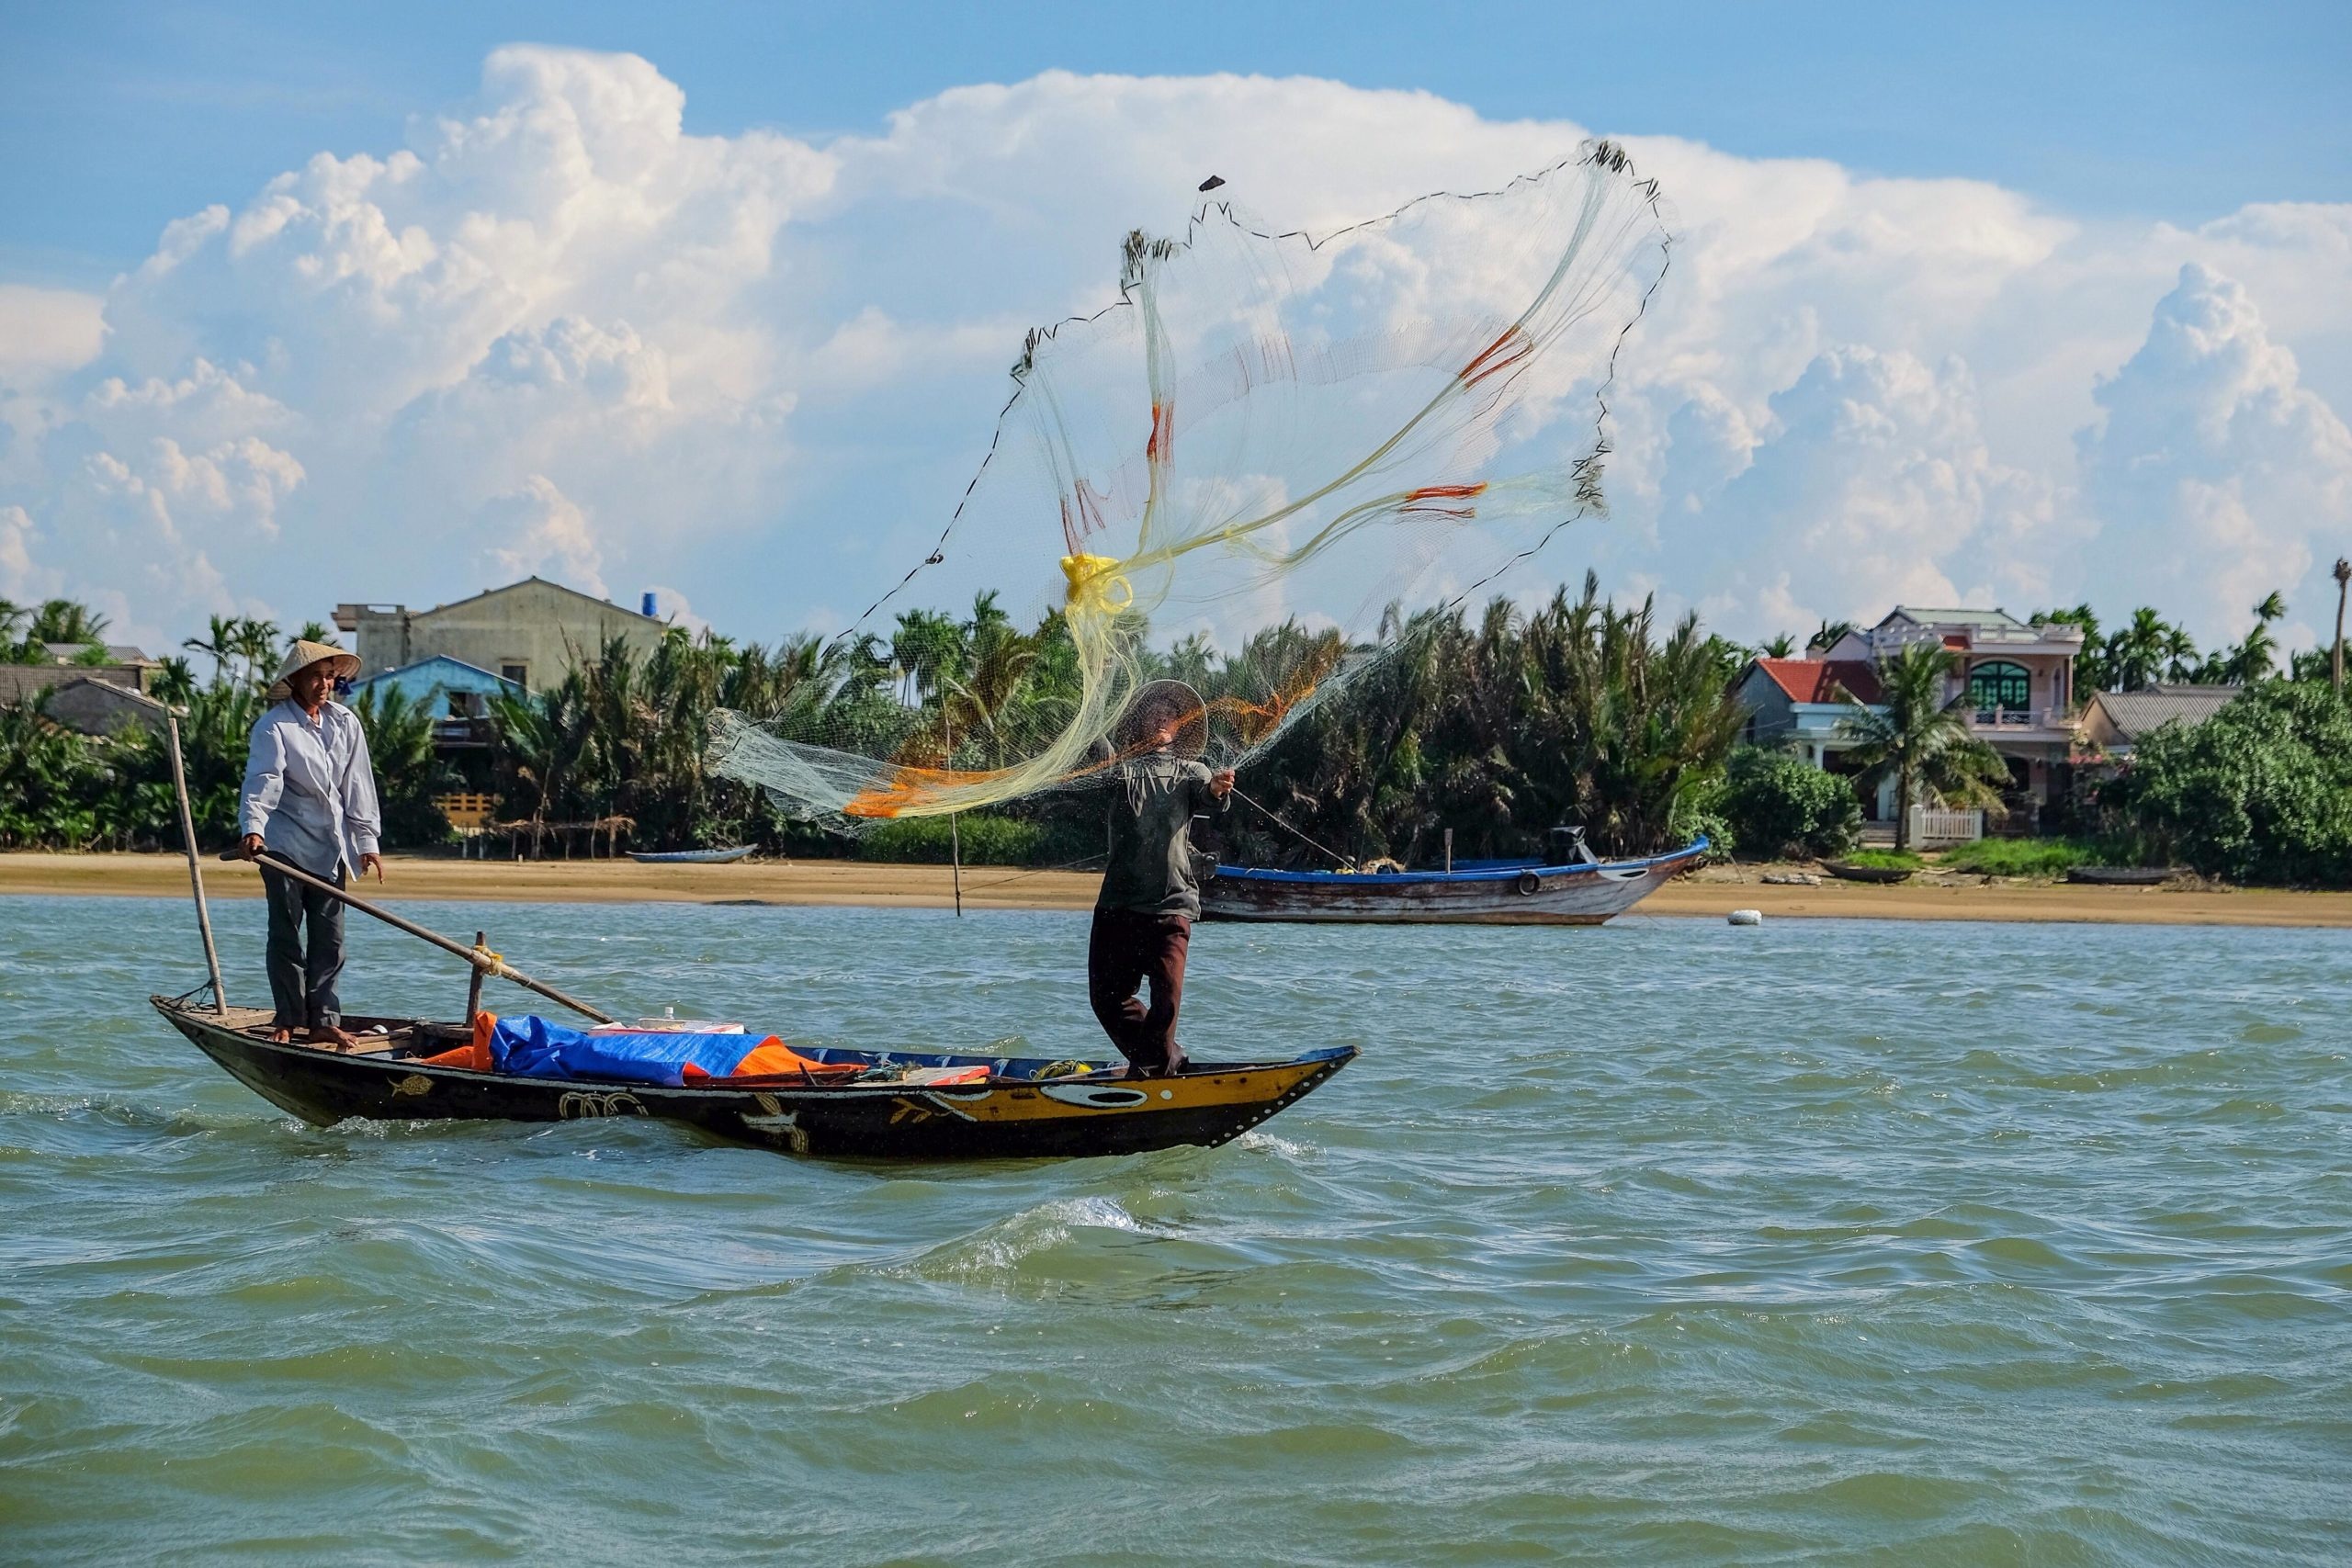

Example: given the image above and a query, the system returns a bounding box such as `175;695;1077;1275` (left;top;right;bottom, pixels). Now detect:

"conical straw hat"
266;639;362;701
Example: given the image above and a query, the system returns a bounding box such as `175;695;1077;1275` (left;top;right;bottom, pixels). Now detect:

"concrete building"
1734;606;2086;829
43;678;172;737
334;578;667;692
0;660;156;710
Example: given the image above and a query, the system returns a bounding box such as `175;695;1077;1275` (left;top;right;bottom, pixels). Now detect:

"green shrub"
1719;746;1860;860
856;813;1044;865
2100;682;2352;886
1937;837;2101;877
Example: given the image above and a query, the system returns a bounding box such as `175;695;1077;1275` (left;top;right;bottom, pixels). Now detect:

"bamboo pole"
224;849;614;1024
166;714;229;1014
464;930;487;1021
943;708;964;918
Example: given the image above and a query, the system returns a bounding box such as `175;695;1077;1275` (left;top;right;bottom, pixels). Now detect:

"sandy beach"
4;852;2348;927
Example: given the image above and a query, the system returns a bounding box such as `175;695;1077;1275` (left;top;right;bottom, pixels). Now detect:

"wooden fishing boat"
1201;838;1707;926
1822;859;1916;885
627;845;756;864
149;995;1355;1161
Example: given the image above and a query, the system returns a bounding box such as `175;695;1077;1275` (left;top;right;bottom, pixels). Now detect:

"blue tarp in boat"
487;1015;756;1087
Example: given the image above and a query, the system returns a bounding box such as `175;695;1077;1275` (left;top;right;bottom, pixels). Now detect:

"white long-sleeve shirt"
240;699;382;877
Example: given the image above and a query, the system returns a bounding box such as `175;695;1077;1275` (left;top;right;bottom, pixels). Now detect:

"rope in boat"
1230;786;1359;872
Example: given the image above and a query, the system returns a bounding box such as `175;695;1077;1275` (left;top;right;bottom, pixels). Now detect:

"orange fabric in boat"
414;1010;497;1071
681;1036;864;1083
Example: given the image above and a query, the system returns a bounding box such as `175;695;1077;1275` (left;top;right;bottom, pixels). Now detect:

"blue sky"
6;0;2346;286
1;3;2347;658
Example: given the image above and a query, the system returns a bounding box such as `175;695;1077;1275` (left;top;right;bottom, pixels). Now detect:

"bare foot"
269;1027;292;1043
309;1025;357;1051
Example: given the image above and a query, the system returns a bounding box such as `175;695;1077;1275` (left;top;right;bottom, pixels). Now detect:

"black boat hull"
153;998;1353;1161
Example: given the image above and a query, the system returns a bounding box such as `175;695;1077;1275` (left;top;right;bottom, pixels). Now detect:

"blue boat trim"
1213;836;1709;886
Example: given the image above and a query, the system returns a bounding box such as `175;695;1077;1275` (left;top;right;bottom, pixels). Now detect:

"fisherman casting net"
711;142;1672;829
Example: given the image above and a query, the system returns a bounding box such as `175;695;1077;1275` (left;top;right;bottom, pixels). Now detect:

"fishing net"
711;142;1672;829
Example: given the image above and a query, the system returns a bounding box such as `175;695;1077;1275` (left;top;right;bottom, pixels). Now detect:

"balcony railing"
1967;707;2070;731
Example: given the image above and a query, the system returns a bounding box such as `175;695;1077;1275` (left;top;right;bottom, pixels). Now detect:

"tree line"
1;581;2345;886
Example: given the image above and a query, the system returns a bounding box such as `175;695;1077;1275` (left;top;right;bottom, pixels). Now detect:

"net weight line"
1230;786;1358;873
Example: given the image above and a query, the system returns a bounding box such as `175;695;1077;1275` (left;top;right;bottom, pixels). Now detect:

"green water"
2;896;2346;1564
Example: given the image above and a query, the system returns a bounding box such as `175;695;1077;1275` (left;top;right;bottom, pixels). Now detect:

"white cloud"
0;286;107;379
0;48;2346;660
2075;262;2352;639
483;474;606;596
0;503;51;600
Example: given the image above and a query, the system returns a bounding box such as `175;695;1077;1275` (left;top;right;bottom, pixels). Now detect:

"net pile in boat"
711;142;1673;829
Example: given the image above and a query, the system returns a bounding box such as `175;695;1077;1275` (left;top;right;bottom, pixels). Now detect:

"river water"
2;895;2346;1564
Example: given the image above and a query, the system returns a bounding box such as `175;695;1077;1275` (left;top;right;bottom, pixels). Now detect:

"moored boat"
628;845;757;864
1201;838;1707;926
150;996;1355;1160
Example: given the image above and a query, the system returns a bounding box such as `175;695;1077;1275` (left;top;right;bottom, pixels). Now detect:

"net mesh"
710;142;1672;829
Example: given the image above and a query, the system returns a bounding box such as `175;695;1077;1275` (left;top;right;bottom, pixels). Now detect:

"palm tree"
1808;618;1858;654
291;620;342;649
1838;641;2009;850
2161;626;2199;683
150;657;198;708
231;617;281;689
0;599;29;657
2110;607;2171;691
2333;558;2349;693
28;599;108;647
2228;592;2286;682
1758;632;1797;659
941;623;1039;767
183;615;238;686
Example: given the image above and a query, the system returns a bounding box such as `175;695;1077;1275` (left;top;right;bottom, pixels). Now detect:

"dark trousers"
1087;908;1191;1076
261;863;346;1030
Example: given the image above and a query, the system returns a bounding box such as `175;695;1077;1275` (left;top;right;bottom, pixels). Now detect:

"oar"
220;849;615;1024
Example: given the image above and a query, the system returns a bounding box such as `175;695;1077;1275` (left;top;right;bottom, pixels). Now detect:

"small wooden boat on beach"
150;995;1355;1160
1201;838;1707;926
628;845;756;864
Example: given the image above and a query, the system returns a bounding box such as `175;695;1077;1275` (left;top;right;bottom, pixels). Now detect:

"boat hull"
627;845;756;864
152;998;1352;1161
1201;840;1705;926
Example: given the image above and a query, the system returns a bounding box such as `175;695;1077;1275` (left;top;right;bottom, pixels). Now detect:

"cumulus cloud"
0;286;107;380
2076;262;2352;638
0;47;2346;658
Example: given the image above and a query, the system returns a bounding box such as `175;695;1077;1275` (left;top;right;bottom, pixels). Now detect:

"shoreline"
3;852;2348;928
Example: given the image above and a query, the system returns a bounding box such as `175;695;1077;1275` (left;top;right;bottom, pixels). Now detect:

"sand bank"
3;852;2349;928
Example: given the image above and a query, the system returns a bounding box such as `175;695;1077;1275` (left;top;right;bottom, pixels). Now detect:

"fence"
1906;806;1984;845
432;792;497;830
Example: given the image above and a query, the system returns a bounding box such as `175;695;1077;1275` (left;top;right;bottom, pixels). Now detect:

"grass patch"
1937;837;2104;877
856;813;1043;865
1836;849;1925;871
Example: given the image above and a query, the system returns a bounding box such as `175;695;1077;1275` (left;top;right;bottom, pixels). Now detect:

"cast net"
710;141;1672;828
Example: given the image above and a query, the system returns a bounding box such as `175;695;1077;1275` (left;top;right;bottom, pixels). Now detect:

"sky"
2;1;2348;659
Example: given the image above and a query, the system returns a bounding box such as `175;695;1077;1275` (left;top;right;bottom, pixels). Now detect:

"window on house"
501;662;528;687
1968;660;2030;717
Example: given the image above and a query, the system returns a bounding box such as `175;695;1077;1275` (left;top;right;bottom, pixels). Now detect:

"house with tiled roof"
2078;685;2240;757
1734;605;2087;829
1733;659;1883;762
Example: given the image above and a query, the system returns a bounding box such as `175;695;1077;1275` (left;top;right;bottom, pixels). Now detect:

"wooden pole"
166;714;229;1014
465;930;487;1021
1443;827;1453;874
224;849;614;1024
943;709;964;918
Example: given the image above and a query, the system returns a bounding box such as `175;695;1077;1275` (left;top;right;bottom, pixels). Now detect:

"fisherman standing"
1089;683;1233;1077
237;639;383;1047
